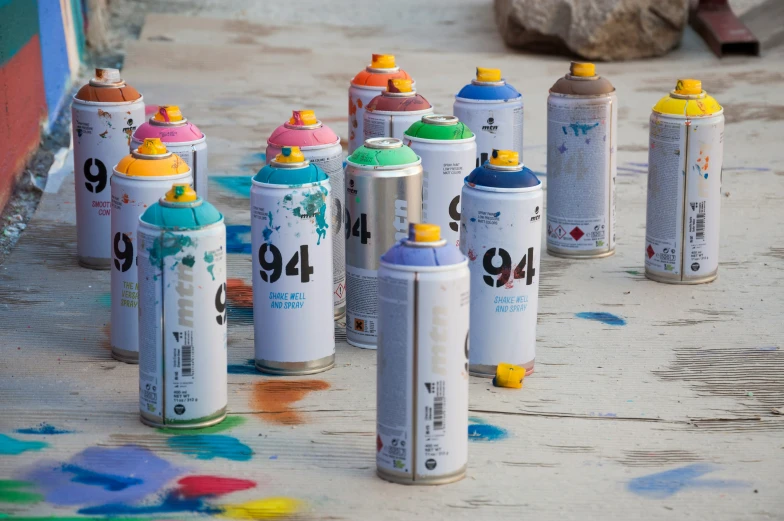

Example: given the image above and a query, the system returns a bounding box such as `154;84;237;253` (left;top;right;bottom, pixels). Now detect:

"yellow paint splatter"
218;497;304;519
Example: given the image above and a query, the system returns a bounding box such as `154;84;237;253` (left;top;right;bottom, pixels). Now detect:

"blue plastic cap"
456;81;521;102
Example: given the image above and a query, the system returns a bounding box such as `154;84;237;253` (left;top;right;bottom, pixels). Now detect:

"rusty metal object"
690;0;759;57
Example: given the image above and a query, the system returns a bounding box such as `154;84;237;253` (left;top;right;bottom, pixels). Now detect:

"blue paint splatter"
213;176;252;198
226;225;252;254
61;464;143;491
468;424;508;442
494;212;500;218
16;423;73;435
228;359;257;374
627;464;747;499
167;435;253;461
228;304;253;324
0;434;47;455
96;293;111;307
585;138;591;145
576;312;626;326
262;211;280;244
470;217;476;222
562;126;567;135
557;143;567;154
79;490;218;516
756;346;778;351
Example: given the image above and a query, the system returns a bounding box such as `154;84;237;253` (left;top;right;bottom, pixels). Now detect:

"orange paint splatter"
123;193;129;204
357;99;363;109
100;323;111;351
252;380;330;425
227;278;253;308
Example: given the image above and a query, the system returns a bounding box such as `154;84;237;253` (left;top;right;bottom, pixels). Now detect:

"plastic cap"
93;68;122;84
493;363;525;389
275;146;306;163
165;184;198;203
289;110;318;126
570;62;596;77
476;67;501;82
675;79;702;95
388;79;413;93
153;105;184;123
408;223;440;242
371;54;396;68
138;138;168;155
490;149;519;167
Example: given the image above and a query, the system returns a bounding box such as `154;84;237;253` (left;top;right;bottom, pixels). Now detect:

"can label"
645;114;723;279
546;95;616;254
73;102;145;264
349;86;381;153
453;101;523;167
251;181;334;365
138;224;227;424
460;187;542;370
364;112;431;143
376;267;470;481
346;265;379;344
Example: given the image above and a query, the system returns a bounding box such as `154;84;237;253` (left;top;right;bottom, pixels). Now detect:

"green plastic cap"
347;137;420;167
140;197;223;230
405;115;474;140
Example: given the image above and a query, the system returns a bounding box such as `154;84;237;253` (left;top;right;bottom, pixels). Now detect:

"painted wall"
0;0;85;211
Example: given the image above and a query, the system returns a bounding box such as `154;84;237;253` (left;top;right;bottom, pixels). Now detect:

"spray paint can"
364;79;433;142
72;68;145;269
546;62;617;258
404;115;476;248
645;79;724;284
138;184;227;428
349;54;413;154
460;150;542;376
267;110;345;320
345;138;422;349
453;67;522;167
377;223;469;485
111;138;192;364
131;105;208;200
252;147;335;374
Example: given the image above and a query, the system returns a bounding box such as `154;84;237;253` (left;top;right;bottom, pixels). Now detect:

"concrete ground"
1;1;783;519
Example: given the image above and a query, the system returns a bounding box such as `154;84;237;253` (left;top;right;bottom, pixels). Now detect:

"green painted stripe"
68;0;87;61
0;0;39;66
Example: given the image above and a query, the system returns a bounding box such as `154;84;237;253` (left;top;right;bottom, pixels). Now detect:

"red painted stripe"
176;476;257;498
0;35;46;209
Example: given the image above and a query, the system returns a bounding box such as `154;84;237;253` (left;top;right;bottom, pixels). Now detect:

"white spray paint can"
349;54;414;154
453;67;523;167
72;68;145;269
252;147;335;374
645;79;724;284
138;184;227;428
460;150;542;376
111;138;192;364
546;62;617;258
404;115;476;248
364;79;433;142
131;105;208;200
377;223;470;485
266;110;346;320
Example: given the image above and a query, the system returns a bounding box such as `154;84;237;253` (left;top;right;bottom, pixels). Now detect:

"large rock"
495;0;689;61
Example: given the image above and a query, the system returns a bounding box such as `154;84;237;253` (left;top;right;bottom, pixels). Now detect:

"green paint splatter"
181;255;195;267
203;252;214;263
207;264;216;281
173;185;186;199
156;415;247;435
355;196;360;203
288;187;329;245
626;270;640;275
283;193;293;203
96;292;111;307
0;481;42;504
148;233;195;267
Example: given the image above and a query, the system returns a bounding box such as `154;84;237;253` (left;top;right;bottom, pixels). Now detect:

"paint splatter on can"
251;147;335;375
645;79;724;284
453;67;523;168
546;62;617;258
345;138;422;349
111;138;192;364
72;68;145;269
404;115;476;248
460;150;542;376
131;105;208;199
364;79;433;142
138;184;227;428
349;54;413;154
377;223;469;485
267;111;345;320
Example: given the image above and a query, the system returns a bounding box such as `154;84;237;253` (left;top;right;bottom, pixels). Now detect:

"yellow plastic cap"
408;223;440;242
371;54;396;69
165;184;198;202
153;105;184;123
138;138;168;155
289;110;318;126
675;79;702;95
387;79;413;93
490;149;519;167
570;62;596;77
476;67;502;82
493;363;525;389
275;146;306;163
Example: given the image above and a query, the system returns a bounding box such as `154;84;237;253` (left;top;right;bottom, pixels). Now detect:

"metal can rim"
112;170;192;182
548;90;616;99
453;95;521;104
365;107;434;117
404;134;476;145
464;180;541;194
266;137;341;151
72;94;145;107
345;159;422;171
132;135;207;147
251;178;330;190
137;215;225;231
379;259;468;273
651;107;725;119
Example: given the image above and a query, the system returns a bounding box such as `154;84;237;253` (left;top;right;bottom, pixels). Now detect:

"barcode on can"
433;395;445;431
182;344;193;377
696;209;705;240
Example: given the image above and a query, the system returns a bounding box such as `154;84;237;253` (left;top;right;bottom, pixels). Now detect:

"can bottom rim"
470;359;535;378
111;347;139;365
255;354;335;376
645;270;717;285
140;408;227;429
377;466;466;486
347;338;377;350
546;247;615;259
78;257;111;270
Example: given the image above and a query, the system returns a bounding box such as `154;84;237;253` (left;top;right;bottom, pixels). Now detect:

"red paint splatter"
467;249;477;261
227;278;253;308
176;476;256;498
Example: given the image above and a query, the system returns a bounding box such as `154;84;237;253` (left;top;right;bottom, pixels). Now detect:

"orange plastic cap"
165;184;198;202
476;67;502;82
153;106;184;123
275;146;306;163
289;110;318;126
570;62;596;77
138;138;168;155
388;79;413;93
408;223;440;242
675;79;702;95
490;149;519;167
371;54;396;69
